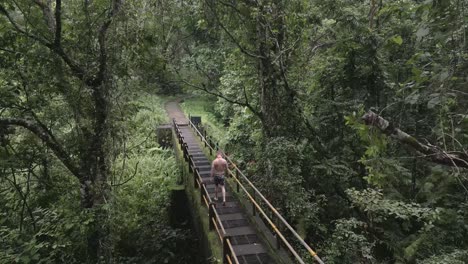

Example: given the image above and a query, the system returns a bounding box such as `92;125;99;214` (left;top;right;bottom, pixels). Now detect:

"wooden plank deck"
166;100;275;264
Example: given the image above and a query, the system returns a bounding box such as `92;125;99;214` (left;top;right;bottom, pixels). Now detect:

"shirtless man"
210;151;228;206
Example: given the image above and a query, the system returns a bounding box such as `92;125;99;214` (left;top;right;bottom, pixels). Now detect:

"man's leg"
221;185;226;205
221;177;226;205
214;178;219;201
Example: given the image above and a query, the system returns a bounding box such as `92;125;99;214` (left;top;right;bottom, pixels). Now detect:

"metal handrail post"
236;170;240;193
223;235;231;264
188;155;193;173
252;191;256;216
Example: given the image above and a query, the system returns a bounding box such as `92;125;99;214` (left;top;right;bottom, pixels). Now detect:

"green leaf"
21;256;30;264
391;35;403;45
427;96;441;109
416;26;430;41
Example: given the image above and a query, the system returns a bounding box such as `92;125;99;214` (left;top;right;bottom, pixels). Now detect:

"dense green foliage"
0;89;188;263
1;0;467;263
0;1;191;263
108;94;192;263
176;0;468;263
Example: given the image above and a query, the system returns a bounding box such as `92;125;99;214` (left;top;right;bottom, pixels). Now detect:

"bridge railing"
173;119;240;264
187;118;325;264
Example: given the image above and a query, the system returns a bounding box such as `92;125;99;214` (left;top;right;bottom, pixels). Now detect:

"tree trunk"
256;1;302;139
0;1;122;261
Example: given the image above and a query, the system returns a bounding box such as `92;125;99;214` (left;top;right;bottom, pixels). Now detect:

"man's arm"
210;161;215;177
223;159;228;175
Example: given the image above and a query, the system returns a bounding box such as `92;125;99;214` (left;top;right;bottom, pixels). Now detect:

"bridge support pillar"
200;182;205;203
194;167;199;188
156;124;172;149
188;154;193;173
208;204;215;231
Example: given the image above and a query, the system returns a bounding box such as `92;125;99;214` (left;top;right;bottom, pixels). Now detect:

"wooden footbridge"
166;101;324;264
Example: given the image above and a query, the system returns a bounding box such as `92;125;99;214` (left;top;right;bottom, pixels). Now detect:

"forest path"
165;99;275;264
165;99;189;124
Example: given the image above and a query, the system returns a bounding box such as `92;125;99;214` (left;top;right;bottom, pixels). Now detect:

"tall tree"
180;0;468;262
0;0;123;260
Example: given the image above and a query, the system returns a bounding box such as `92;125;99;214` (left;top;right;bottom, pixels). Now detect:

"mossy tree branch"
362;110;468;168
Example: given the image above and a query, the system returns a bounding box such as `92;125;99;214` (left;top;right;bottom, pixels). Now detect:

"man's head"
216;151;223;159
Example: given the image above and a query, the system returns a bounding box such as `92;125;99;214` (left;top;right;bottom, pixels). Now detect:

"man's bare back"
211;157;228;176
211;153;228;205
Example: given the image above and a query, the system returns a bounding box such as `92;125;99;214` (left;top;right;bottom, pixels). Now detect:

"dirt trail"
165;99;188;124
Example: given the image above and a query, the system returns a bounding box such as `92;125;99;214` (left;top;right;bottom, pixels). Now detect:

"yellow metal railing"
185;117;325;264
173;119;240;264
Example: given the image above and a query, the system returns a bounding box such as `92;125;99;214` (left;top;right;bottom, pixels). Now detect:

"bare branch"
112;161;140;187
369;0;378;29
1;1;123;87
54;0;61;46
205;0;264;59
33;0;56;32
0;47;18;54
178;78;263;121
178;42;262;118
92;0;123;87
218;0;244;17
449;88;468;96
0;118;82;178
181;44;217;84
362;110;468;168
0;5;50;45
0;4;93;84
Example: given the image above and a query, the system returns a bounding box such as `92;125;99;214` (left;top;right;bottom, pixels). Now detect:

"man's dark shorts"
214;175;225;186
